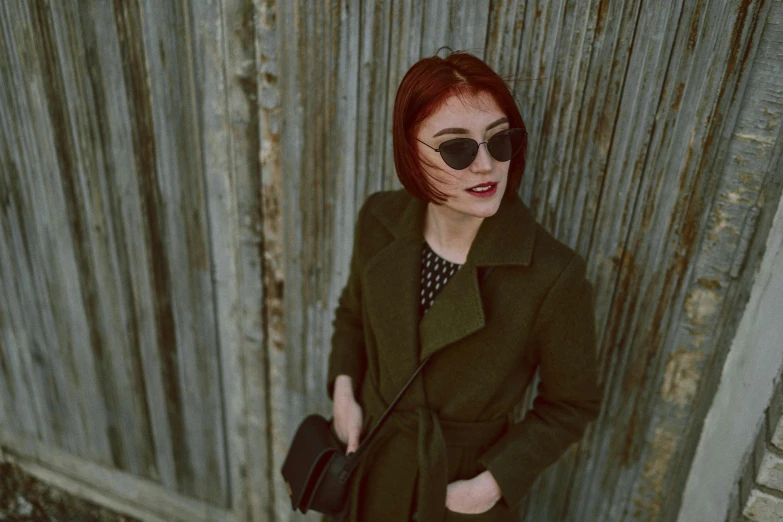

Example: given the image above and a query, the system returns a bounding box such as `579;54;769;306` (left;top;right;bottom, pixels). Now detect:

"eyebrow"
432;117;509;138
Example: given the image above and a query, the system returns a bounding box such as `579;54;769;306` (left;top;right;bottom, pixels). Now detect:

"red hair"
392;51;527;203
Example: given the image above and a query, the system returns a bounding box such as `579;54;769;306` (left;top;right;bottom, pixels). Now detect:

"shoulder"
351;189;421;256
498;195;587;286
529;223;591;297
533;224;584;270
355;188;421;238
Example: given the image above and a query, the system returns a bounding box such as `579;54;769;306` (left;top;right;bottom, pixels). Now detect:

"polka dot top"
419;241;462;319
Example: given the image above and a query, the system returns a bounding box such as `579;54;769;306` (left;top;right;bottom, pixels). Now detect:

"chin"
459;199;502;219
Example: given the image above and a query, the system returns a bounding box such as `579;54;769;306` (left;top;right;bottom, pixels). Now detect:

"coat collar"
370;191;536;268
363;191;537;385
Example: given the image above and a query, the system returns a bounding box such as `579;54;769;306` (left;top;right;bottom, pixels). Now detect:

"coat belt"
361;379;508;521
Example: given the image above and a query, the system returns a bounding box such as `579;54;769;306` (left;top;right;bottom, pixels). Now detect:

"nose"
470;142;493;173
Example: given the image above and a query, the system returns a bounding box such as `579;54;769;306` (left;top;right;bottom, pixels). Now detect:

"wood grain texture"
1;0;234;509
2;1;783;521
270;1;783;521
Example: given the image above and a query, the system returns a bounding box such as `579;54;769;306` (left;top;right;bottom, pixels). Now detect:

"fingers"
346;429;359;455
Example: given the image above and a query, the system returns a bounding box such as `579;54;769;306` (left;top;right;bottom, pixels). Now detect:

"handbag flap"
281;414;341;511
304;450;350;512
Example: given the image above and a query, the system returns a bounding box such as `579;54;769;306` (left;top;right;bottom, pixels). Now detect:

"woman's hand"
332;375;363;454
445;471;502;514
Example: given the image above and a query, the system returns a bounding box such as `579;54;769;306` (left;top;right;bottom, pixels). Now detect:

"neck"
423;203;484;264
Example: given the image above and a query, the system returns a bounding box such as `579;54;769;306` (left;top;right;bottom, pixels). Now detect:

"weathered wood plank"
134;0;228;504
252;2;281;517
48;0;161;478
354;0;393;198
272;17;305;522
585;1;776;520
575;1;689;517
192;0;246;513
511;0;610;516
195;0;278;517
420;0;491;57
87;0;178;489
484;0;527;79
635;1;782;520
1;0;105;459
0;229;37;440
382;0;424;193
0;3;42;442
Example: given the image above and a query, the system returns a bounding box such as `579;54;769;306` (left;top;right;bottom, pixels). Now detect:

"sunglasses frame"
416;128;527;170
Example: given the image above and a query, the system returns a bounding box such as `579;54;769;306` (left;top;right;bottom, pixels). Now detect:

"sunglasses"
417;128;527;170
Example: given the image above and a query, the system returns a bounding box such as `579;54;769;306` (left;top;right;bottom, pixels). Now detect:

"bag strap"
343;266;496;469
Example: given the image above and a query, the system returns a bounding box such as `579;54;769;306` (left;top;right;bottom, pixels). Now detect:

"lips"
466;182;498;198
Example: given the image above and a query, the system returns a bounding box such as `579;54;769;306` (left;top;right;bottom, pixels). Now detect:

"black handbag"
280;355;431;518
280;268;494;518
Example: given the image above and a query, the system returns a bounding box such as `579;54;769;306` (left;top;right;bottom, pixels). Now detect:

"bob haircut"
392;51;527;203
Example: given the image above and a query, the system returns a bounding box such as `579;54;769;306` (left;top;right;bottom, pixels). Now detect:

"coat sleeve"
478;254;603;509
325;196;374;400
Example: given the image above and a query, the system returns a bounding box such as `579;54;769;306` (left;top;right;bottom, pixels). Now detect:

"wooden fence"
1;1;782;521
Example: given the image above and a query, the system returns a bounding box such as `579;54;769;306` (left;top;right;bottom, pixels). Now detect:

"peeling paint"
684;287;721;326
661;349;705;407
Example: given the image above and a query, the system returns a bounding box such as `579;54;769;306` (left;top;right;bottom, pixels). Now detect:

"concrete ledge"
757;452;783;493
742;489;783;522
0;427;236;522
772;416;783;452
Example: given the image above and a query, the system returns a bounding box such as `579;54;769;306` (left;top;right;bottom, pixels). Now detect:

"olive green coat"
326;189;602;522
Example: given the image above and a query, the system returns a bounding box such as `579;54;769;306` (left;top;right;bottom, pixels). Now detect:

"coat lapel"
419;194;537;361
362;197;426;390
418;257;485;360
364;191;537;374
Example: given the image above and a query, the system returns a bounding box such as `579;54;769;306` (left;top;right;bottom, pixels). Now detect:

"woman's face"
415;91;510;220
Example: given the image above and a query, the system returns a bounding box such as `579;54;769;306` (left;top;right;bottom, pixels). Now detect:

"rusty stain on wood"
635;426;679;513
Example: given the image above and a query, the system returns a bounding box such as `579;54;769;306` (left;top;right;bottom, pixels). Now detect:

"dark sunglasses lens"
439;139;478;170
487;129;526;162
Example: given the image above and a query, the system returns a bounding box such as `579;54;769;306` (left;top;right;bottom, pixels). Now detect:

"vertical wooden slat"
329;0;362;443
311;0;341;419
254;2;281;517
113;0;197;494
195;0;245;512
382;0;424;193
676;12;783;513
622;1;776;519
354;0;393;198
51;0;163;478
0;225;37;440
88;0;178;489
484;0;528;79
578;0;689;515
0;1;43;443
270;0;294;518
196;0;278;516
512;0;567;210
134;0;227;504
582;1;775;520
2;0;109;460
138;0;201;498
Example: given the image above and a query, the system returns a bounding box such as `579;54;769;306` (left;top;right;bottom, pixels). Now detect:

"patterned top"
419;241;462;319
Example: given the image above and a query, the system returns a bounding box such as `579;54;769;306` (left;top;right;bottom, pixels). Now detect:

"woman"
326;51;602;522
